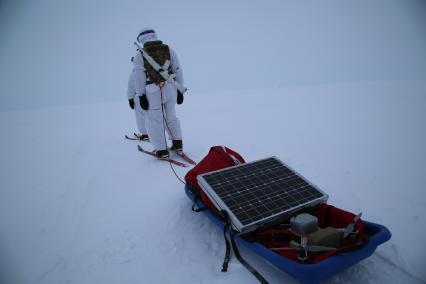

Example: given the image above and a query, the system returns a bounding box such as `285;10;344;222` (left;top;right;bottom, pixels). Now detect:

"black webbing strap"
191;195;208;212
325;205;334;227
220;211;269;284
221;217;231;272
230;235;269;284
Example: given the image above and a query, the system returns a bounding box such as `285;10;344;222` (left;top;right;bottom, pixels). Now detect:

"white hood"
137;28;158;45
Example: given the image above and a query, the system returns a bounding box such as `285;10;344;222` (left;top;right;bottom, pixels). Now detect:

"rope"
159;83;186;185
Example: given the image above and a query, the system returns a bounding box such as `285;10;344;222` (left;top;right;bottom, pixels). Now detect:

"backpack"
142;40;172;84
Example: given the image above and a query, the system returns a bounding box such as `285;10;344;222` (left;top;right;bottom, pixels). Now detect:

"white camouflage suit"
133;30;184;151
127;59;147;135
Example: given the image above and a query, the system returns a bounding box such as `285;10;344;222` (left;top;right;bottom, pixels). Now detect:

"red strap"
217;146;242;166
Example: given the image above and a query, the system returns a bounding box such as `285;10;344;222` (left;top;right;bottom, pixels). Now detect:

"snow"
1;0;426;282
1;79;426;284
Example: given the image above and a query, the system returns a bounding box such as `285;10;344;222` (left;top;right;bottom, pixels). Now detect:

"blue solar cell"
197;157;328;233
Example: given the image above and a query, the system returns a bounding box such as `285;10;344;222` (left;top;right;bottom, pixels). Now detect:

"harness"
134;41;187;93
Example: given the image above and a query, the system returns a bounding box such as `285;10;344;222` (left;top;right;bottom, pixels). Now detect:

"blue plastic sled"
185;185;391;284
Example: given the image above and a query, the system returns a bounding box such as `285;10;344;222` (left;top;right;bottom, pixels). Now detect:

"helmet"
137;28;158;45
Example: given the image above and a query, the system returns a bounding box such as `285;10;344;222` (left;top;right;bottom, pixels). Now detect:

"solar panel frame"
197;157;329;233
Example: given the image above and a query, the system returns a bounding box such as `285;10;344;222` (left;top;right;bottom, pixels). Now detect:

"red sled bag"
185;146;245;211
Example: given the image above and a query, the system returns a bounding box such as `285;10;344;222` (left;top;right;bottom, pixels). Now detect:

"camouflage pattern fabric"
143;40;172;84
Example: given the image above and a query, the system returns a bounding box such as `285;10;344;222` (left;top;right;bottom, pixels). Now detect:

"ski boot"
154;149;169;159
170;140;183;153
135;133;149;141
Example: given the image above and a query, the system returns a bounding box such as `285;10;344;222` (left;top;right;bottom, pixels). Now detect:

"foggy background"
1;0;426;111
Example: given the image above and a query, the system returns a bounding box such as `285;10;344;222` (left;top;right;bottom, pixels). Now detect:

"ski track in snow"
0;80;426;284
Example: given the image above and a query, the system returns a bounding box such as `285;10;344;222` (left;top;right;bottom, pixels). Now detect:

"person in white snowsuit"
127;56;149;140
133;28;185;159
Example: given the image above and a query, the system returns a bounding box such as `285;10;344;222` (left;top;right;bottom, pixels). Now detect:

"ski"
124;133;149;141
137;145;188;167
127;134;196;165
173;151;196;165
125;135;139;141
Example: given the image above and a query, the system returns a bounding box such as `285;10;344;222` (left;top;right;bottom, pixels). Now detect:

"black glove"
128;98;135;109
140;95;149;110
177;91;184;105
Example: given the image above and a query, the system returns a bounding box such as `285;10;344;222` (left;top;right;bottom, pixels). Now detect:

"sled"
185;184;391;284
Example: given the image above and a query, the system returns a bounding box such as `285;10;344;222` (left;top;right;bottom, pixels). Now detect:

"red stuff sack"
185;146;245;210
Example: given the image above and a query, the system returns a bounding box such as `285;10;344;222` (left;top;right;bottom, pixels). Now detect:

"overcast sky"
1;0;426;111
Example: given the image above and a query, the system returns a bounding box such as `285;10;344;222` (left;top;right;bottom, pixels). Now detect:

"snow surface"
1;0;426;282
1;80;426;284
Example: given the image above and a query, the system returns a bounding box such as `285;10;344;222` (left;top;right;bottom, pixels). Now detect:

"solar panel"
197;157;328;233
